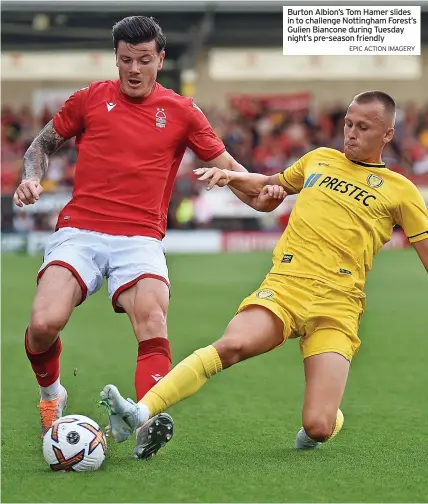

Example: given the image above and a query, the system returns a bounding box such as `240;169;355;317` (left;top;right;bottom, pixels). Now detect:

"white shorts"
37;227;169;313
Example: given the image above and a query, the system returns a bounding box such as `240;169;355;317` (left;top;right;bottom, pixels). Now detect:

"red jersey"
53;80;225;238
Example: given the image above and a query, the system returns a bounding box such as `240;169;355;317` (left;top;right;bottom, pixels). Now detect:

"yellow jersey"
275;147;428;294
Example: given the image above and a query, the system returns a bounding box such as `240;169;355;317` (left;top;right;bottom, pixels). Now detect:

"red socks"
25;328;62;387
135;337;172;401
25;329;170;401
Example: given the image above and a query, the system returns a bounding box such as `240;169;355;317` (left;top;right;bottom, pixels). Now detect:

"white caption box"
283;5;421;56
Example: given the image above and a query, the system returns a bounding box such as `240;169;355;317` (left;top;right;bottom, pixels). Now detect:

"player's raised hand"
194;167;230;190
13;178;44;207
255;185;287;211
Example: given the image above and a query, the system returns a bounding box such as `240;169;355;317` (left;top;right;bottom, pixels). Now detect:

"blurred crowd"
2;98;428;232
2;105;77;195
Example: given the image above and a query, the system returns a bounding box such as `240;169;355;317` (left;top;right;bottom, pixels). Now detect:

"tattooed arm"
13;121;68;207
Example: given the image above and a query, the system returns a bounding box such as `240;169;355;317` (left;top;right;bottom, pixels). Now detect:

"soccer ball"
43;414;107;472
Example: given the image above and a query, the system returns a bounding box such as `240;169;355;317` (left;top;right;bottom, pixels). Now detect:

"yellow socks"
138;345;223;418
326;408;344;441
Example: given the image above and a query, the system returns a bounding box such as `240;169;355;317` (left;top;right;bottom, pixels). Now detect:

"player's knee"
29;312;64;351
303;416;334;442
214;336;247;369
133;307;167;340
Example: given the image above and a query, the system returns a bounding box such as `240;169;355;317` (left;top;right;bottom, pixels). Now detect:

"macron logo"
151;374;163;382
106;102;116;112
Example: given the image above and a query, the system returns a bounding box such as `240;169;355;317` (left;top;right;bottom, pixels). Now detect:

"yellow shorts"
237;274;365;361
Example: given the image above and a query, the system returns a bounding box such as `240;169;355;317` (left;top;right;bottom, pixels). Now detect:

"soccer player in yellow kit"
101;91;428;456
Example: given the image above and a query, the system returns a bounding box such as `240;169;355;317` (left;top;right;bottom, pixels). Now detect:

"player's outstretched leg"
295;346;350;450
26;266;82;436
100;305;285;456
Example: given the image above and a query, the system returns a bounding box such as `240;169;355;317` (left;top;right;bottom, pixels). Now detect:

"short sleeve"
186;102;225;162
395;182;428;243
52;87;88;139
278;151;312;194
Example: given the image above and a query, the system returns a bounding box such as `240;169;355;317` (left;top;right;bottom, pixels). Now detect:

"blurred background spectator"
3;100;428;233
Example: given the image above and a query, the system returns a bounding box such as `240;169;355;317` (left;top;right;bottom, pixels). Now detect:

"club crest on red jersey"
156;108;167;128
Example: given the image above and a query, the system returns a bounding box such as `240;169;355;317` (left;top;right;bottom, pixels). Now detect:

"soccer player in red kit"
14;16;284;459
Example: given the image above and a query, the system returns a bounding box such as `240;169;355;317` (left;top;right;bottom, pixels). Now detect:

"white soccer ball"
42;414;107;472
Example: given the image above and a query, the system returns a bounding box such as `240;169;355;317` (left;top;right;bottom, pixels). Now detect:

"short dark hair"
353;91;396;117
112;16;166;53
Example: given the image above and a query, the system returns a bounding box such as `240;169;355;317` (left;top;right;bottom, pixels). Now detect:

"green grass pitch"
1;249;427;503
